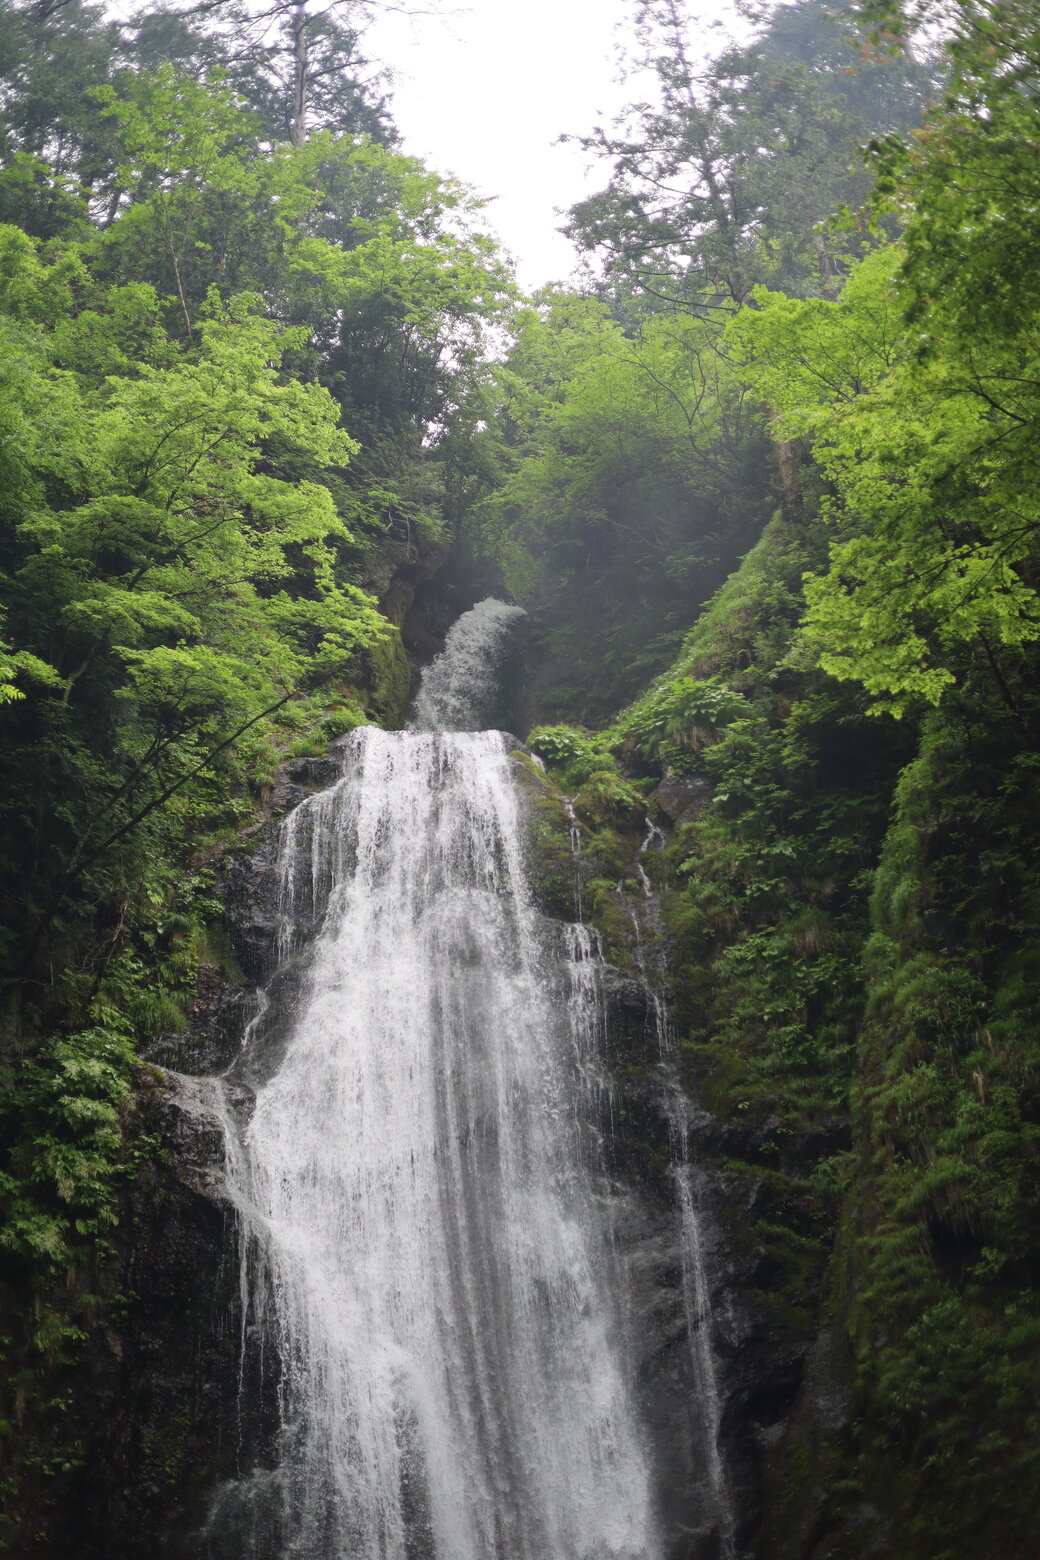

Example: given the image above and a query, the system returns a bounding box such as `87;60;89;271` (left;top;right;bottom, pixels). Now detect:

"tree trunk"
771;419;802;525
814;231;838;295
290;0;309;148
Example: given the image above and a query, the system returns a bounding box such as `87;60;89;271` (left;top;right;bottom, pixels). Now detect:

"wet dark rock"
760;1325;890;1560
285;753;343;790
516;752;834;1560
52;1069;242;1560
654;773;715;827
221;834;283;985
142;963;248;1075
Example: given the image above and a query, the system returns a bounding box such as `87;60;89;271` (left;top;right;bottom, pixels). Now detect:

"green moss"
510;751;582;921
511;748;654;939
363;626;412;728
801;695;1040;1559
196;924;247;987
582;879;641;968
320;703;368;740
573;769;644;826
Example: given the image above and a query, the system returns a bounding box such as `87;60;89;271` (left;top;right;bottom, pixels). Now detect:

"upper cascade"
412;597;525;732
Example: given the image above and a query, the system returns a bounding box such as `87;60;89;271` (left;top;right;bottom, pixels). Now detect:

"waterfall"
411;597;525;732
210;601;661;1560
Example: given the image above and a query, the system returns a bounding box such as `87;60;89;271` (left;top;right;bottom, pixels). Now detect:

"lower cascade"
207;602;664;1559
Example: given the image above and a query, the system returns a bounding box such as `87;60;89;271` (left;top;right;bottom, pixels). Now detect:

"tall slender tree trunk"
773;427;802;525
290;0;310;148
30;0;71;59
814;230;838;294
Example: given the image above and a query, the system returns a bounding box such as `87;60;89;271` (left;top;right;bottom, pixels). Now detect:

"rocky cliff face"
513;752;848;1560
38;760;345;1559
0;1065;239;1560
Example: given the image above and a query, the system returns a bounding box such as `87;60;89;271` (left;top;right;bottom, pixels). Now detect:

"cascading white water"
215;601;661;1560
411;597;526;732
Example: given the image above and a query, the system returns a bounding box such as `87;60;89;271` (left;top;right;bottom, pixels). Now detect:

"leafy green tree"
480;292;774;714
0;0;121;236
731;4;1040;719
754;0;936;133
567;0;932;310
0;225;386;982
94;65;269;335
0;0;399;244
869;0;1040;341
0;55;514;1002
125;0;398;148
5;61;505;599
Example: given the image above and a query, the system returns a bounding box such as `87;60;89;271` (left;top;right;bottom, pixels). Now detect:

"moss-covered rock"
509;750;582;921
363;624;413;727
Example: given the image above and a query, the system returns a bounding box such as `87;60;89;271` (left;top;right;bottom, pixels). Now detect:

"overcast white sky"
366;0;652;290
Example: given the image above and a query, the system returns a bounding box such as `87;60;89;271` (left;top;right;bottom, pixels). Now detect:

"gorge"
1;0;1039;1555
150;599;740;1560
